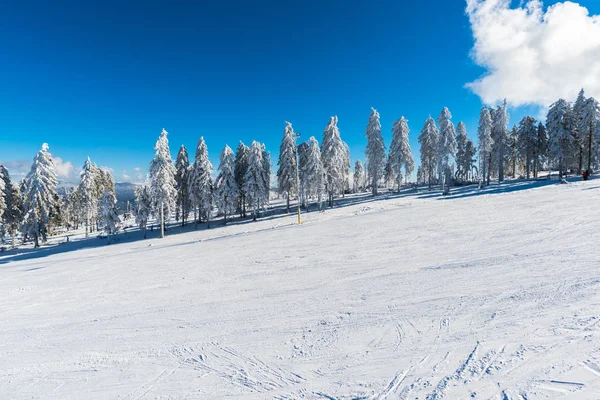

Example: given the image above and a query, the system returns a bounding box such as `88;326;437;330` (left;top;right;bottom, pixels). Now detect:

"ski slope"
1;178;600;399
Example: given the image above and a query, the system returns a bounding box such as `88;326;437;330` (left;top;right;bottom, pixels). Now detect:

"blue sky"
1;0;599;183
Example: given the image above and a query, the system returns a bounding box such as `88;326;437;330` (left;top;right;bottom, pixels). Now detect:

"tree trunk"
588;123;593;173
160;202;165;238
11;229;15;249
286;195;290;213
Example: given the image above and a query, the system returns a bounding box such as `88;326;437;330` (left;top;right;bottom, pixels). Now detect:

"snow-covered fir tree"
365;108;386;195
353;160;365;193
79;157;96;237
99;189;120;244
243;141;269;220
149;129;177;237
321;116;346;207
383;157;394;190
299;137;325;210
437;107;457;189
189;137;213;226
517;116;538;179
455;121;476;182
572;88;587;173
135;184;152;238
234;142;249;217
215;145;237;223
0;167;24;248
535;123;548;178
508;126;519;178
418;116;439;189
22;143;58;247
261;144;271;198
547;99;574;179
0;166;5;222
580;97;600;172
277;121;298;213
477;107;494;185
175;145;191;227
491;100;510;182
389;116;413;191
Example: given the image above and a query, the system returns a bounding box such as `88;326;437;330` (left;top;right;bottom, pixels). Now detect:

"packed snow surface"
1;179;600;399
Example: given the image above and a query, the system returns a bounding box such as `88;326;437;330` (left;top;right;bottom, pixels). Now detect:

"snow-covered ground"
1;178;600;399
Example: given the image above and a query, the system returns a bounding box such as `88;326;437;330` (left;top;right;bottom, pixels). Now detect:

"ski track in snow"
1;179;600;399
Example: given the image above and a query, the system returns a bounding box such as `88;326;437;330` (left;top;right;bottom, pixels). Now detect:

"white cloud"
54;157;80;183
0;160;30;180
466;0;600;108
133;167;141;173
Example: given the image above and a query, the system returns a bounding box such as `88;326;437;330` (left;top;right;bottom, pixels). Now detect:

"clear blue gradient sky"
1;0;599;182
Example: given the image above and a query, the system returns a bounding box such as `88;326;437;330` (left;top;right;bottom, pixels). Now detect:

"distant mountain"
115;182;138;212
56;181;139;213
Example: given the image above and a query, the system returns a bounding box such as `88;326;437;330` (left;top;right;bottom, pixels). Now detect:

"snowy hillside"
1;178;599;399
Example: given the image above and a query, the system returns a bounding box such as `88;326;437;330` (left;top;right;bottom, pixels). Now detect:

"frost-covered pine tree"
517;116;538;179
243;141;269;220
0;167;24;248
234;142;249;217
189;137;213;226
0;167;5;222
389;116;414;191
321;116;346;207
353;160;364;193
175;145;191;227
418;116;439;189
508;125;519;178
215;145;237;223
535;122;548;178
365;108;386;195
277;122;298;213
135;183;152;238
492;100;510;182
79;157;96;237
547;99;574;179
22;143;58;247
455;121;468;181
572;88;587;173
477;107;494;186
99;189;120;244
262;144;271;198
299;137;325;210
149;129;177;238
437;107;457;190
580;97;600;172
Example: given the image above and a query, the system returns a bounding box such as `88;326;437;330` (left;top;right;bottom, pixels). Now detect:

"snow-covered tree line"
2;90;598;246
0;143;119;248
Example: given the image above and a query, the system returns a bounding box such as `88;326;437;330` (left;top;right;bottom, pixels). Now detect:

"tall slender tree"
321;116;346;207
135;183;152;239
299;137;325;210
547;99;574;179
517;116;538;179
277;122;298;213
437;107;457;190
22;143;58;247
581;97;600;172
353;160;365;193
99;189;120;244
389;116;413;191
189;137;213;227
477;107;494;186
535;122;548;178
175;145;191;227
418;116;439;189
365;108;386;195
234;142;249;217
215;145;237;223
79;157;96;237
0;167;24;248
572;88;587;173
149;129;177;238
243;141;269;220
492;100;510;182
